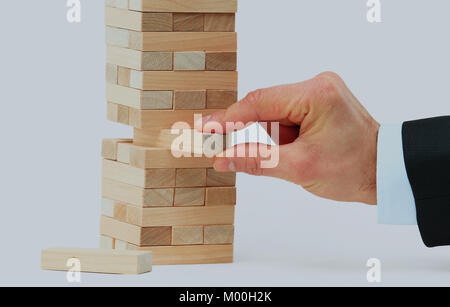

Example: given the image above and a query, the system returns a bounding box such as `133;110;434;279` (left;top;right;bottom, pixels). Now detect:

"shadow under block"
41;247;152;274
204;225;234;244
107;46;173;71
101;216;172;246
106;83;173;110
102;139;132;161
206;187;237;206
106;27;237;51
105;7;173;32
128;0;238;13
172;226;204;245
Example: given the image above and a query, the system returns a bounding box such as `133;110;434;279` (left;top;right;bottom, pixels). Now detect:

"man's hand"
199;72;380;205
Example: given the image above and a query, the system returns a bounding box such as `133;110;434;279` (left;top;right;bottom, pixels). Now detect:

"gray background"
0;0;449;286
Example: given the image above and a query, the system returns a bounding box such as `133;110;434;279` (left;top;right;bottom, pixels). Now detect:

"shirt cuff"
377;124;417;225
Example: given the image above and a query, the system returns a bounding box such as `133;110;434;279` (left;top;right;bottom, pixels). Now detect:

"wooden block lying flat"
101;216;172;246
129;0;238;13
106;63;118;84
207;169;236;187
206;187;237;206
176;169;207;187
102;139;133;161
128;144;213;169
174;52;206;71
105;0;128;9
107;102;129;125
204;14;235;32
106;27;237;52
107;83;173;110
204;225;234;244
102;159;175;188
206;52;237;71
102;178;174;207
173;13;204;32
172;226;204;245
105;7;173;32
174;188;205;206
174;91;206;110
207;90;237;109
107;46;173;71
41;247;152;274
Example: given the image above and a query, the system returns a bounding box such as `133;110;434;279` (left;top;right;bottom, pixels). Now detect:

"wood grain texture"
204;225;234;244
129;0;238;13
102;139;132;161
117;142;132;164
100;216;172;246
102;159;176;188
204;13;235;32
206;52;237;71
176;169;207;187
206;90;237;109
105;7;172;32
107;83;173;110
173;13;204;32
107;46;172;71
106;26;129;48
107;102;129;125
174;188;205;206
206;169;236;187
117;66;131;86
174;91;206;109
41;247;152;274
206;187;236;206
106;63;118;84
174;52;205;71
172;226;204;245
102;178;174;207
100;235;114;249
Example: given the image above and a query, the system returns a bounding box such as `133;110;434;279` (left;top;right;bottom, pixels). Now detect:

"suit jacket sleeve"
402;116;450;247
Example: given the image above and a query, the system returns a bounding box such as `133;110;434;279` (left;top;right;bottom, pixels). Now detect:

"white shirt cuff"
377;124;417;225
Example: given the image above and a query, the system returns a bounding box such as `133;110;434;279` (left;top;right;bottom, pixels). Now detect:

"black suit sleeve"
402;116;450;247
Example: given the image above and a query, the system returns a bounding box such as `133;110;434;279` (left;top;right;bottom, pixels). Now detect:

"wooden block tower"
100;0;238;265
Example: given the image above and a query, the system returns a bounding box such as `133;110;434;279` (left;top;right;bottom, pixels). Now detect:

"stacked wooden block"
100;0;238;265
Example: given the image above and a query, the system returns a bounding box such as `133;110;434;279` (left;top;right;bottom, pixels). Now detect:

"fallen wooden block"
172;226;204;245
206;90;238;109
206;187;237;206
129;0;238;13
206;168;236;187
106;27;237;51
102;139;133;161
105;6;173;32
106;46;173;71
204;13;235;32
173;13;204;32
129;109;219;129
41;247;152;275
106;83;173;110
204;225;234;244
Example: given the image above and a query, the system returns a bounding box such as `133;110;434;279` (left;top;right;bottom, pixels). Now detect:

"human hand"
198;72;380;205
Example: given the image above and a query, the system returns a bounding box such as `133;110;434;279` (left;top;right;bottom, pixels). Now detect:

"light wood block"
174;91;206;110
114;239;128;251
102;178;174;207
105;0;128;9
207;169;236;187
204;225;234;244
176;169;207;187
102;138;132;161
206;52;237;71
117;66;131;86
107;83;173;110
106;63;118;84
114;202;128;222
204;13;235;32
100;235;114;249
100;216;172;246
128;145;213;169
173;13;204;32
125;205;235;226
101;198;115;218
107;46;173;71
107;102;129;125
172;226;204;245
206;187;236;206
129;0;238;13
41;247;152;274
102;159;175;188
174;52;206;71
174;188;205;206
106;27;237;52
206;90;237;109
105;7;173;32
117;142;132;164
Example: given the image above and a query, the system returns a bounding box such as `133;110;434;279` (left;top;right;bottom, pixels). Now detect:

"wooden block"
174;188;205;206
174;91;206;110
206;187;236;206
206;52;237;71
125;205;235;226
100;235;114;249
129;0;238;13
102;159;176;188
207;169;236;187
128;145;213;169
117;66;131;87
117;142;132;164
176;169;206;187
107;102;129;125
101;198;115;218
114;202;128;222
107;46;173;71
106;63;118;84
204;225;234;244
100;216;172;246
174;52;205;71
204;13;235;32
102;138;132;161
206;90;237;109
106;83;173;110
114;239;128;251
105;7;172;32
106;27;237;52
173;13;204;32
41;247;152;274
172;226;203;245
105;0;128;9
102;178;174;207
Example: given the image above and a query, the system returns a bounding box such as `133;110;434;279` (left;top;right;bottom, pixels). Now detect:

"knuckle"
243;89;264;106
244;157;265;176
